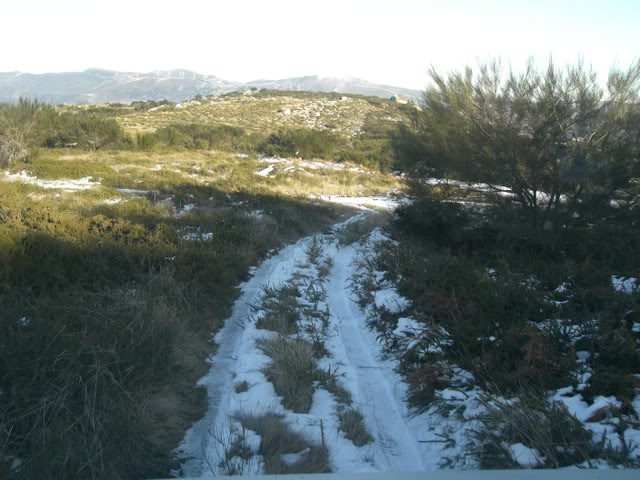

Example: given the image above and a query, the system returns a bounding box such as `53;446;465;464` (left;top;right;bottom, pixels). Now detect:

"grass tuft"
234;412;331;474
256;337;316;413
337;407;374;447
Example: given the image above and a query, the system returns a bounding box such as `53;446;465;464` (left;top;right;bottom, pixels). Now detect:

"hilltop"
67;90;408;136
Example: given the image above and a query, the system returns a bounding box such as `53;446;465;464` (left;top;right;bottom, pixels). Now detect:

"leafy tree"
396;59;640;237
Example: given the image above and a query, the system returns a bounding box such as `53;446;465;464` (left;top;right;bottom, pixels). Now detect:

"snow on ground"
324;237;467;471
177;232;325;477
424;177;569;203
258;155;368;174
116;188;153;196
176;206;640;476
319;195;404;211
611;275;638;294
175;203;195;217
182;231;214;241
374;287;410;314
3;170;99;191
176;208;453;476
255;165;275;177
351;230;640;469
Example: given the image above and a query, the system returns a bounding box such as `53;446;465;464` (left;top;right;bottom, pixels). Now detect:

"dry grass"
316;366;353;406
256;337;316;413
234;381;250;394
234;412;330;474
337;407;374;447
471;392;603;469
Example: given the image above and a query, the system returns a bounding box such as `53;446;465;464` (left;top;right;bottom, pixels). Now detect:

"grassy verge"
0;147;355;478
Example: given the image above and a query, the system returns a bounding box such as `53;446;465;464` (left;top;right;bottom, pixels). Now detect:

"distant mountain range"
0;69;422;104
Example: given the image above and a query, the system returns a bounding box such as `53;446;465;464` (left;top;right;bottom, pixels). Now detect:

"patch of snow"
17;316;31;328
319;195;404;211
255;165;275;177
509;443;541;467
576;351;591;362
3;170;99;191
117;188;152;196
182;231;214;241
258;155;368;174
281;448;310;466
551;392;621;422
392;317;421;337
374;288;409;313
177;215;444;476
176;203;195;217
611;275;638;294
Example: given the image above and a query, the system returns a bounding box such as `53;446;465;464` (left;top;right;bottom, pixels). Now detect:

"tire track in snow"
177;208;426;475
176;237;312;477
326;241;426;472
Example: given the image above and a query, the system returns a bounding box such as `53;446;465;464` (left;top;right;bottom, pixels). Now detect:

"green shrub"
155;123;250;150
259;128;344;159
370;238;574;394
585;365;637;402
40;112;125;150
394;196;470;247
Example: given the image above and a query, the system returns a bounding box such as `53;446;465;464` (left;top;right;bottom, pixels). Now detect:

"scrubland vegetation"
352;60;640;468
2;57;639;477
0;95;394;478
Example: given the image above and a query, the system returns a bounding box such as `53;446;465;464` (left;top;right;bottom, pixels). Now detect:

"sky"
1;0;638;90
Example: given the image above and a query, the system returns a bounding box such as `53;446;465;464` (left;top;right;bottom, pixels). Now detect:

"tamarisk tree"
397;60;640;236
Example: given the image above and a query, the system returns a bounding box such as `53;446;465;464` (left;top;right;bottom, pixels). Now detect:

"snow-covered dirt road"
176;208;440;476
325;242;426;472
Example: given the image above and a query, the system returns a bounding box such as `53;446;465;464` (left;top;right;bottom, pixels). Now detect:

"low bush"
259;128;345;160
394;196;470;247
153;123;254;151
406;363;452;410
41;112;126;150
254;283;301;335
471;393;601;469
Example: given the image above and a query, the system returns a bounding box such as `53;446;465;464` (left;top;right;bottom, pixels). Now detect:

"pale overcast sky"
1;0;638;89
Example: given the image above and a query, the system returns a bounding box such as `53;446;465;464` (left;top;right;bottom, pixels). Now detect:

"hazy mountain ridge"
0;69;421;104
